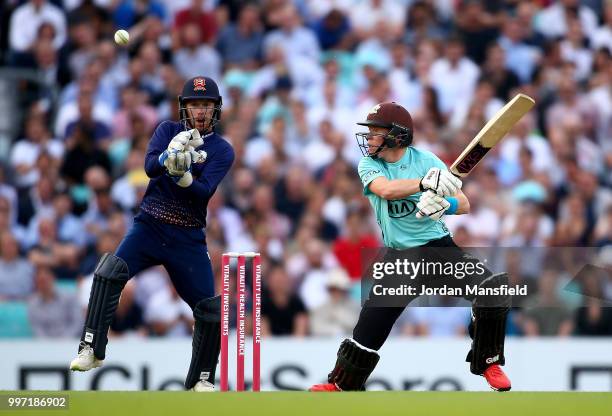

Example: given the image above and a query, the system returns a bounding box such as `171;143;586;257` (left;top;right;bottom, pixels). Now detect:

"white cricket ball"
114;29;130;46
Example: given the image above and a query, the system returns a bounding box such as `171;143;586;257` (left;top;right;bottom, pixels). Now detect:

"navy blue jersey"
139;121;234;228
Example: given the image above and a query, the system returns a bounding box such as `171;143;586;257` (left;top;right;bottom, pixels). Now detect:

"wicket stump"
220;252;262;391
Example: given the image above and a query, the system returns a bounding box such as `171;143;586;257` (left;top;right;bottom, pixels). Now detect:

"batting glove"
420;167;462;196
416;191;450;220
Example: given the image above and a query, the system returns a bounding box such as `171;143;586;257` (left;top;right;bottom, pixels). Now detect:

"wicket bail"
220;252;262;392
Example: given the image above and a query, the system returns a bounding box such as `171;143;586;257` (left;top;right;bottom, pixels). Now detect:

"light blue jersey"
358;147;451;248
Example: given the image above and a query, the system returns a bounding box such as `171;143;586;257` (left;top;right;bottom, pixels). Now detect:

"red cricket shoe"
309;383;341;392
483;364;511;392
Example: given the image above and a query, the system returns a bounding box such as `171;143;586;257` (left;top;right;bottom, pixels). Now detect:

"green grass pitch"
1;391;611;416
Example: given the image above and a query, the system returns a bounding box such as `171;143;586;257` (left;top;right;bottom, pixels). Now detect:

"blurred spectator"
481;43;520;101
403;1;445;46
60;122;112;186
113;0;166;30
310;268;359;336
64;92;112;144
400;302;470;337
144;281;193;337
429;35;480;115
10;117;63;189
9;0;67;54
574;274;612;336
312;9;352;51
17;176;56;227
26;192;86;249
173;23;221;81
332;209;379;280
295;238;339;310
27;216;80;278
28;38;71;88
83;167;126;244
27;267;81;337
535;0;598;40
0;196;26;247
261;264;308;336
111;85;158;141
66;16;99;78
521;270;574;336
173;0;217;45
216;4;263;70
264;4;320;63
0;231;34;300
497;16;540;83
349;0;404;41
455;0;499;65
590;2;612;52
110;280;146;337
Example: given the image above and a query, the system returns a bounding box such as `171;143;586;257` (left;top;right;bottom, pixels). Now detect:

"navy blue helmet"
178;76;223;132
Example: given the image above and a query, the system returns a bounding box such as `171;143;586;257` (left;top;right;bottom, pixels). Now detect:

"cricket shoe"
70;344;103;371
190;381;215;392
483;364;511;392
309;383;341;392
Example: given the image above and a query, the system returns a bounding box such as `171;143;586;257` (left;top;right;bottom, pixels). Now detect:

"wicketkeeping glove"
416;191;450;220
159;149;192;177
419;167;462;196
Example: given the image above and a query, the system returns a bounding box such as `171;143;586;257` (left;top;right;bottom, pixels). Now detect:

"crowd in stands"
0;0;611;339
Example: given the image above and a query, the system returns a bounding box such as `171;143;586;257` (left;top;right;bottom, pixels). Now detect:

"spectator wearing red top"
332;210;379;281
173;0;218;45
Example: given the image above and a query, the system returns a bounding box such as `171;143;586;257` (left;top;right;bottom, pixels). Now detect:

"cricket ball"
114;29;130;46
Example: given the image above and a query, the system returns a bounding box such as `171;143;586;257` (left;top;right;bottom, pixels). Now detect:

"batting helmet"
355;102;413;158
178;76;223;132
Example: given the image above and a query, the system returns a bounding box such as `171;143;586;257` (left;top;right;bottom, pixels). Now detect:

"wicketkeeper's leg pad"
466;273;511;375
80;253;130;360
185;295;221;389
328;339;380;391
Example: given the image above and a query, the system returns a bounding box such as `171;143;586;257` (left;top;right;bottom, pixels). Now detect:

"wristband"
445;197;458;215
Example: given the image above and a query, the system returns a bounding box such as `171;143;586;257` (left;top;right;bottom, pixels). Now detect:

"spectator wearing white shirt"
429;36;480;115
263;4;320;63
144;281;194;337
10;118;63;189
349;0;405;41
310;268;359;336
535;0;598;40
444;182;502;246
9;0;67;53
560;14;594;82
497;17;540;84
499;113;554;175
590;3;612;52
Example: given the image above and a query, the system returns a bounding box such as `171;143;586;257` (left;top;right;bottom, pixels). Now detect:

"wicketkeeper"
70;76;234;392
310;102;512;392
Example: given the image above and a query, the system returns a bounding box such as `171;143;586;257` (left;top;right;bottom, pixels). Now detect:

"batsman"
310;102;512;392
70;76;234;392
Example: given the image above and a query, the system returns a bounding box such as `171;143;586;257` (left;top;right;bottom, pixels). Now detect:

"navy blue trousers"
115;212;214;308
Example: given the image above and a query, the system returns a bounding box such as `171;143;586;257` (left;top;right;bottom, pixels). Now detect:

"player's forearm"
144;154;165;178
455;192;470;215
374;179;422;200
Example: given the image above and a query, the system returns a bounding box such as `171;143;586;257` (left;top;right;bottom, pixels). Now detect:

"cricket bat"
417;93;535;217
450;93;535;177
